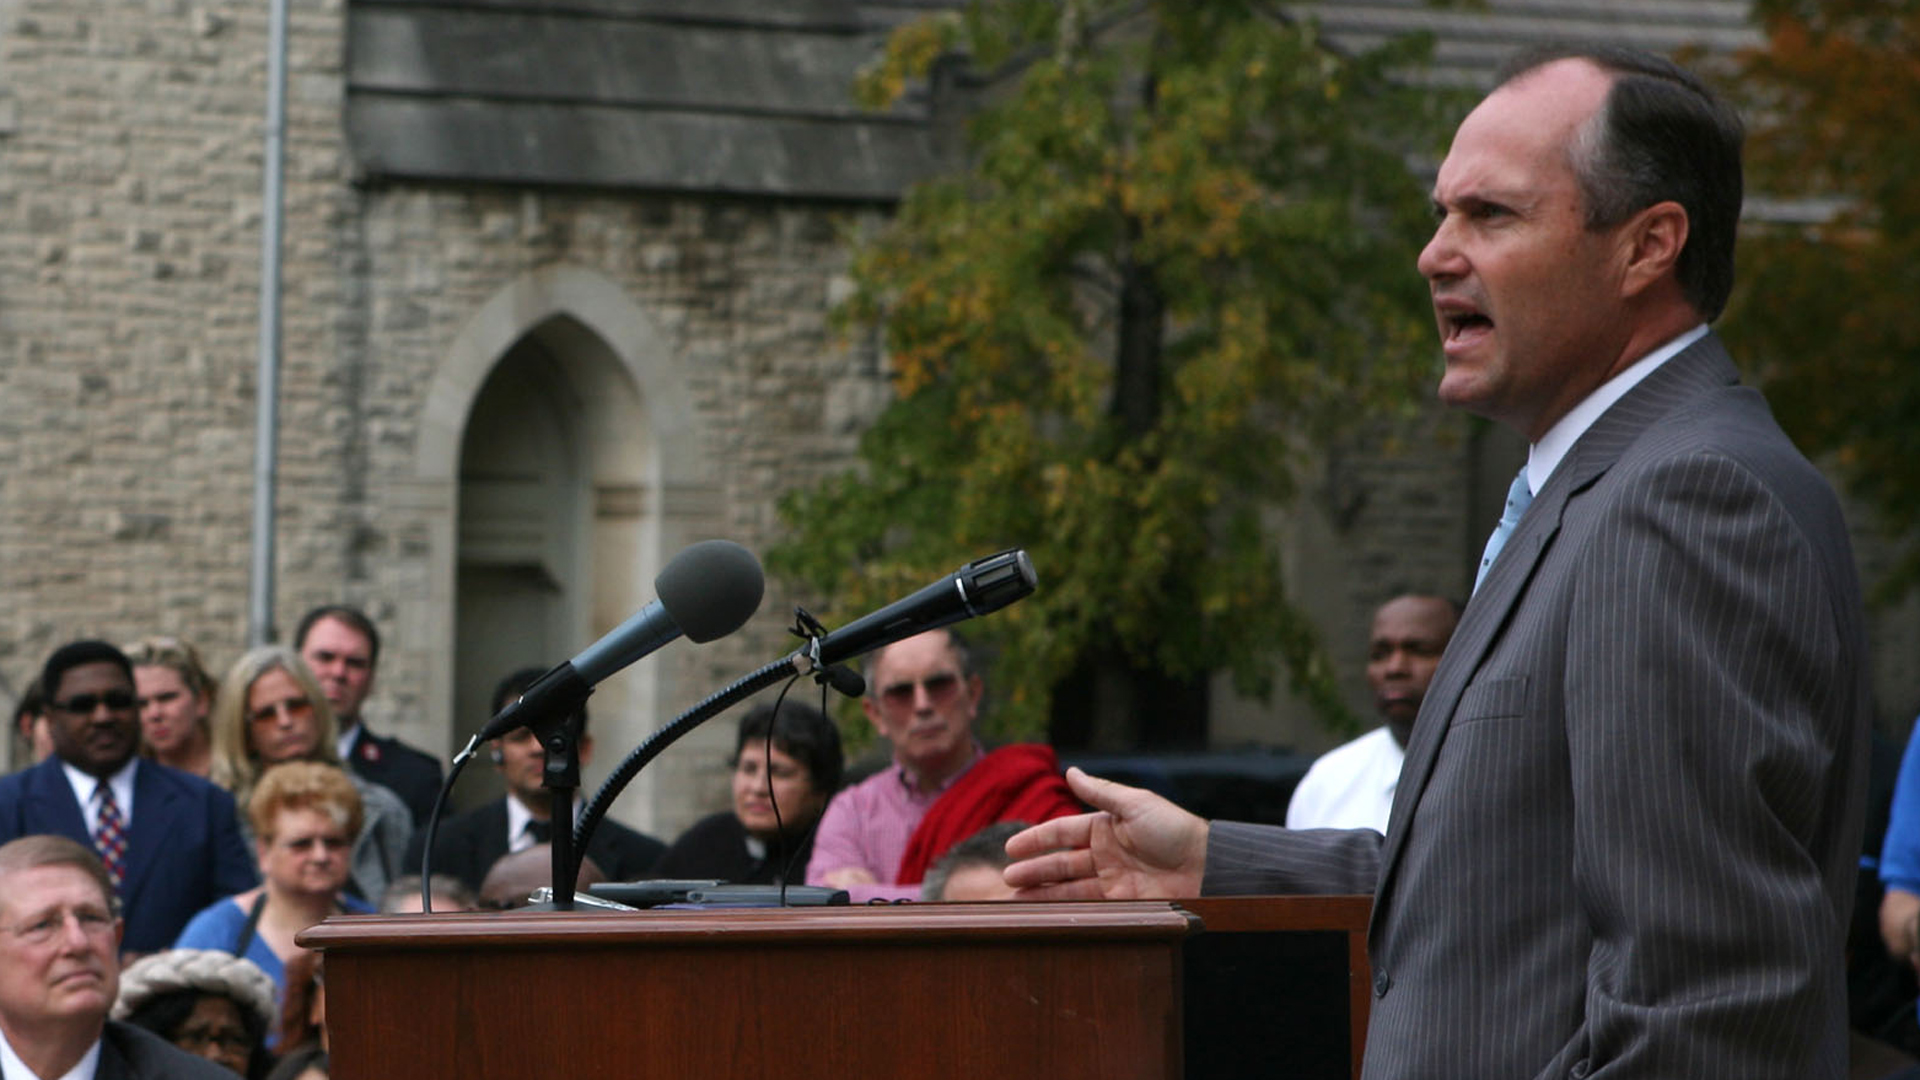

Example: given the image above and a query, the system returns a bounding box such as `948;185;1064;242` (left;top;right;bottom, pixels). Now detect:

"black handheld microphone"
813;549;1036;667
478;539;765;740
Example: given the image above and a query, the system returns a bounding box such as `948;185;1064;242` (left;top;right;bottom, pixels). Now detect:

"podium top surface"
300;899;1201;951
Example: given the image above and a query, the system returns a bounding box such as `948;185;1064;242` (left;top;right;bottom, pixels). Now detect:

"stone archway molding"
417;263;709;489
411;264;719;801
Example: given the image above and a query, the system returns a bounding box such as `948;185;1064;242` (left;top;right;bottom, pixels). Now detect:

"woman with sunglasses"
124;636;220;778
173;762;371;1032
207;647;412;905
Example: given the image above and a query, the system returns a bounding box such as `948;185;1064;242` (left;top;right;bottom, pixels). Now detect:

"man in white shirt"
1285;594;1459;832
0;835;228;1079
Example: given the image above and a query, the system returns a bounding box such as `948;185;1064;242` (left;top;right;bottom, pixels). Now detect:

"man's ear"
1619;200;1688;300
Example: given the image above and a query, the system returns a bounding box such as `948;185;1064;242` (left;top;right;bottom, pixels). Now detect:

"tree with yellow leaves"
1727;0;1920;600
772;1;1460;746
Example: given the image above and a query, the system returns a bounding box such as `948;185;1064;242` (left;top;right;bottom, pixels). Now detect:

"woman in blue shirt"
176;761;371;1034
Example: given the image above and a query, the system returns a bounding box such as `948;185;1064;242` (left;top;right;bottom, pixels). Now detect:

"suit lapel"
94;1032;133;1080
118;760;178;904
469;798;511;886
23;757;89;839
1372;464;1573;910
1371;335;1740;923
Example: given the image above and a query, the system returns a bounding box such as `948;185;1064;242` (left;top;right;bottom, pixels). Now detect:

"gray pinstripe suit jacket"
1205;335;1869;1079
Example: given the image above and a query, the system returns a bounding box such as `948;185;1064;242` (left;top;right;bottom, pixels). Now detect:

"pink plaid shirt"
806;749;981;902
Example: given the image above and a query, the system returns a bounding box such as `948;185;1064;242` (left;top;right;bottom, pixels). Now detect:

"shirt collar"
0;1023;103;1080
335;721;361;763
62;756;138;826
505;792;580;853
1527;324;1710;495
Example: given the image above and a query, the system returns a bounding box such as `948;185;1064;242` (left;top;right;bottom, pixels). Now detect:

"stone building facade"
2;0;1914;840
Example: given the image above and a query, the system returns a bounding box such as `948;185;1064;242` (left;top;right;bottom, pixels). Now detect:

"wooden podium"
303;895;1372;1079
302;902;1196;1080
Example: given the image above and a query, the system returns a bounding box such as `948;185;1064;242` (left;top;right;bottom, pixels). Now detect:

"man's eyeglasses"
879;672;963;710
50;691;136;715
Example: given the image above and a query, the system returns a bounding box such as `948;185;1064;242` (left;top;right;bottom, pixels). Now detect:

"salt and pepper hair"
921;820;1028;902
864;626;978;696
0;834;121;917
1494;44;1745;321
733;700;845;798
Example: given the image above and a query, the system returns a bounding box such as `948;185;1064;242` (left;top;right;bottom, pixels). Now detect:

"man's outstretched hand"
1002;767;1209;900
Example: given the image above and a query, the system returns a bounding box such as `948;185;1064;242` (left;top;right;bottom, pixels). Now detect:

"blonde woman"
125;636;219;778
208;647;411;905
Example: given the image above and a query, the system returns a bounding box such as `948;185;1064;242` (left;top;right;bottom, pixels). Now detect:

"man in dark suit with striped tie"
0;642;256;956
1006;46;1868;1079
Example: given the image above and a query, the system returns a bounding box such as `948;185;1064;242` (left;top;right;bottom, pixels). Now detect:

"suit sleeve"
1563;450;1861;1078
1202;820;1382;896
208;787;260;895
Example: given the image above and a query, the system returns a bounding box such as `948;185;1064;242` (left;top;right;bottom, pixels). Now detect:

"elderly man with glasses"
0;835;231;1079
805;628;1081;901
0;641;256;957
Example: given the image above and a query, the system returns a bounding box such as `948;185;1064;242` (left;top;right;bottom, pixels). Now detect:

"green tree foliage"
771;0;1458;743
1726;0;1920;599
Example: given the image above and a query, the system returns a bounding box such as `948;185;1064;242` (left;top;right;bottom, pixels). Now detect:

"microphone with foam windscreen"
477;539;765;741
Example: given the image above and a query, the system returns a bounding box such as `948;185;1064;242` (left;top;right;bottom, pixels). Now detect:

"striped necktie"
1474;468;1534;594
94;781;128;888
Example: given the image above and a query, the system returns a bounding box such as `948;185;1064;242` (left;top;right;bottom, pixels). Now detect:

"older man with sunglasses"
0;641;256;956
805;629;1080;901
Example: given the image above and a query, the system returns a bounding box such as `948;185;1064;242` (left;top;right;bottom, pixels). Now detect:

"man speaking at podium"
1007;46;1869;1079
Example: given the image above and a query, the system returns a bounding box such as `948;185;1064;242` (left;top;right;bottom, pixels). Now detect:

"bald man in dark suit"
1006;47;1868;1080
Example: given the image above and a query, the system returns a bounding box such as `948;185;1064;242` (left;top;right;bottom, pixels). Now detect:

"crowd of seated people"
0;621;1086;1075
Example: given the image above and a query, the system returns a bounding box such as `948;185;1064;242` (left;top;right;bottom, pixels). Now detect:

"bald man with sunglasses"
805;629;1079;901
